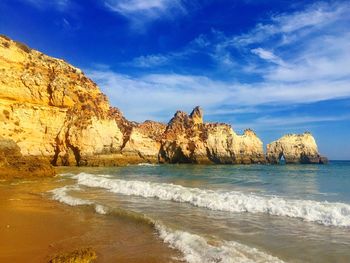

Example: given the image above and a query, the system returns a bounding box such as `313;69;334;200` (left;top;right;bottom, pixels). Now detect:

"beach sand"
0;178;180;263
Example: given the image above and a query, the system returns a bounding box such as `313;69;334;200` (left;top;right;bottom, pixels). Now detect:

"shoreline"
0;177;181;262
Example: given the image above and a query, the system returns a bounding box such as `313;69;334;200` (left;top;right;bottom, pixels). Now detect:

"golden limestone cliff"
0;35;328;176
267;132;328;164
0;34;124;168
159;107;266;164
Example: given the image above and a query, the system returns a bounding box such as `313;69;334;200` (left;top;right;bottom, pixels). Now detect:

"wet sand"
0;178;180;263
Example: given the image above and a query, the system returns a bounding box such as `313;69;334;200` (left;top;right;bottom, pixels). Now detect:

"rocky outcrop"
0;136;55;178
160;107;266;164
0;35;327;167
122;120;166;163
267;132;328;164
0;35;125;166
48;247;97;263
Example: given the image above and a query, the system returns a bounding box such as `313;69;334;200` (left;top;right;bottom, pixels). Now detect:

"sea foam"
155;223;284;263
50;185;92;206
49;183;284;263
74;172;350;227
137;163;159;166
50;185;108;215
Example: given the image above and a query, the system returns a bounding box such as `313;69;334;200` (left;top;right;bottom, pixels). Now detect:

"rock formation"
0;35;328;169
0;136;55;178
122;120;166;163
48;247;97;263
160;107;266;164
0;34;125;167
267;132;328;164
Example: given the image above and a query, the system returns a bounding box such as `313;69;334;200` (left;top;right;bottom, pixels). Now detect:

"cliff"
0;34;125;167
267;133;328;164
0;35;327;172
160;107;265;164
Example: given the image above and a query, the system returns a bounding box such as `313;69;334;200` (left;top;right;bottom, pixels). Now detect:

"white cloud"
104;0;186;27
86;70;231;121
106;0;174;13
264;33;350;82
128;36;204;68
254;115;350;126
232;1;350;46
250;48;285;65
232;114;350;132
132;54;170;68
86;68;350;122
222;1;350;86
86;1;350;127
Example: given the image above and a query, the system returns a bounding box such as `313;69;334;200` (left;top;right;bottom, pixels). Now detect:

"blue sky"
1;0;349;159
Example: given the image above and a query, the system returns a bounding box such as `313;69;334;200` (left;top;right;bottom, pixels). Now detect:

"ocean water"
52;161;350;263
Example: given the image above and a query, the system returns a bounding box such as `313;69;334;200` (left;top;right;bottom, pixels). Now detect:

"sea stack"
267;132;328;164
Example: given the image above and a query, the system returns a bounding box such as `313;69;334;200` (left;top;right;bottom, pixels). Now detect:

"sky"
0;0;349;159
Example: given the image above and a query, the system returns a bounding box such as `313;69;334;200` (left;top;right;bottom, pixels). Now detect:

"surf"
71;172;350;227
49;183;285;263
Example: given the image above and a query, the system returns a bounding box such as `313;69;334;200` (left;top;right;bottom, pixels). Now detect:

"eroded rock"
0;35;327;167
160;107;266;164
0;35;124;166
266;132;328;164
0;136;55;178
48;247;97;263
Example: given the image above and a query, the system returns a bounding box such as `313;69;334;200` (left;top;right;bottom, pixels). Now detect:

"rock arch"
267;133;328;164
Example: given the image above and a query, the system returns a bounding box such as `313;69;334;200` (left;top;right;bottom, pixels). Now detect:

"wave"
73;173;350;227
50;185;93;206
50;185;107;215
155;223;284;263
137;163;159;166
50;185;154;225
49;184;284;263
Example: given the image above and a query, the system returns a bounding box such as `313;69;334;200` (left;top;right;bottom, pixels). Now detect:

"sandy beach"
0;178;180;263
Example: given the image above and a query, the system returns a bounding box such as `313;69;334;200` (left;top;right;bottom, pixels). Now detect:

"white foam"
49;183;284;263
137;163;159;166
50;185;109;215
74;173;350;227
50;185;93;206
155;223;284;263
95;204;108;214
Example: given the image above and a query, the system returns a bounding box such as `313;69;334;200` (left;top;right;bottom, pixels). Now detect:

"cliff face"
160;107;266;164
122;120;166;163
266;133;328;164
0;35;327;168
0;35;125;166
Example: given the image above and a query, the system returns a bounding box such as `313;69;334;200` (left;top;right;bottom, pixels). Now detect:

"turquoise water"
54;161;350;263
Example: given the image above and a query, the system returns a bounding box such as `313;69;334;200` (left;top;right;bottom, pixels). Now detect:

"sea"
51;161;350;263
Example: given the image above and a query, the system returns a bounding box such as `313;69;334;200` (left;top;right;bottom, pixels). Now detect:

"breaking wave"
155;223;284;263
73;172;350;227
49;184;284;263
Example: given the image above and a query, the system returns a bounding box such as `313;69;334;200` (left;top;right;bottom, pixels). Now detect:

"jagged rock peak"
189;106;203;124
168;106;203;128
167;110;190;130
243;128;256;136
